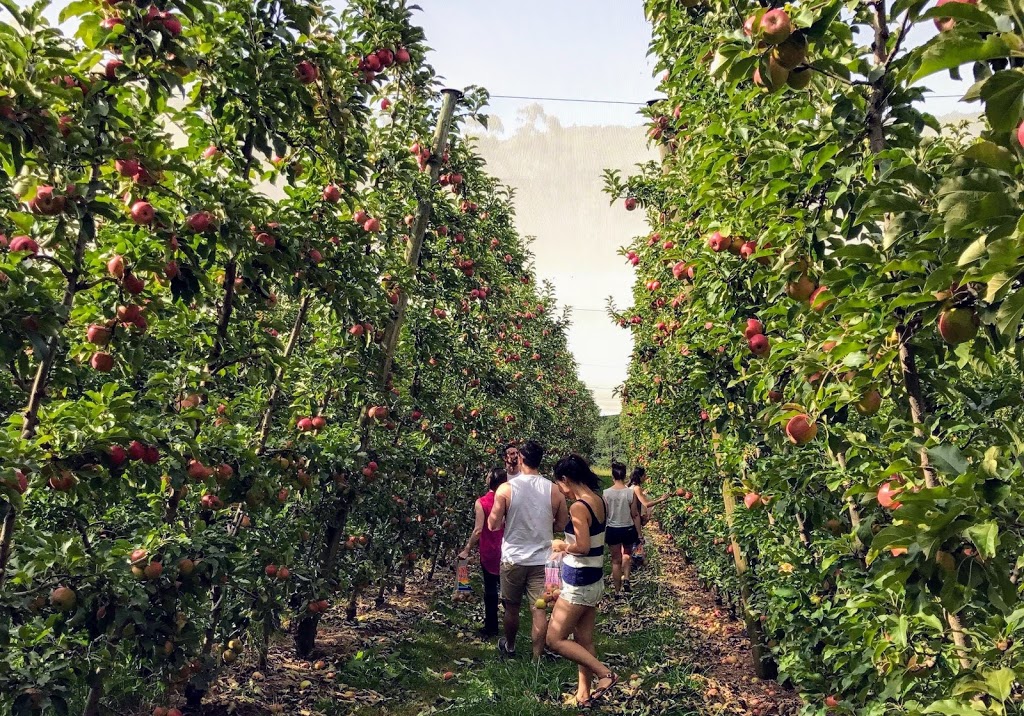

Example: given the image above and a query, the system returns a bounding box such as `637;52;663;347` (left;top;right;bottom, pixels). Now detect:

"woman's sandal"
589;672;619;703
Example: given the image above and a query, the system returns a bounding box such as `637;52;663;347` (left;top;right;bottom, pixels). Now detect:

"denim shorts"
559;578;603;607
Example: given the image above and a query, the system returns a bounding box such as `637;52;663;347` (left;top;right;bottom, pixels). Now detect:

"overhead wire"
485;92;968;105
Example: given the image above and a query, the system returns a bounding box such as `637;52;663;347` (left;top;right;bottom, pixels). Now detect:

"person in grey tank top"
487;440;568;660
603;461;644;595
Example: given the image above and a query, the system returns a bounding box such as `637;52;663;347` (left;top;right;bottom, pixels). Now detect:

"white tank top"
501;474;554;566
603;485;636;528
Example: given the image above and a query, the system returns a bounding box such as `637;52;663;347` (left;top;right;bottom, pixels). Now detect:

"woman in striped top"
546;455;618;706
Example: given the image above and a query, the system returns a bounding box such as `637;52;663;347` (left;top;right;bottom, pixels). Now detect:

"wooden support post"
379;89;462;388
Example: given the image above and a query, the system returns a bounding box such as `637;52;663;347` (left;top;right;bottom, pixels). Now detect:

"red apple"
707;231;730;252
743;492;762;509
91;352;114;371
877;480;903;509
322;184;341;203
185;210;214;233
759;8;793;44
50;586;77;611
624;197;637;211
295;60;319;84
856;389;882;416
127;440;146;461
107;255;125;278
748;333;770;357
785;414;817;445
87;324;112;346
108;445;127;467
937;307;979;345
9;236;39;255
809;285;833;312
744;318;763;339
130;201;155;225
786;274;816;302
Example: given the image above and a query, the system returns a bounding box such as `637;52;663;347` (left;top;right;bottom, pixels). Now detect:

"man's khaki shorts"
499;563;546;607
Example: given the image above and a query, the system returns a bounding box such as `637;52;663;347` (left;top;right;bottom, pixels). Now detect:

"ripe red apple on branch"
937;306;979;345
758;8;793;44
785;414;817;445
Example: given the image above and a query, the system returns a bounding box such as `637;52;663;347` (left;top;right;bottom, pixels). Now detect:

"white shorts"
559;579;603;607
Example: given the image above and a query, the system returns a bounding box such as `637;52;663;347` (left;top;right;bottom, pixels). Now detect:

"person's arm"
630;494;643;538
552;486;569;532
458;501;486;559
634;486;671;510
487;483;510;532
552;502;591;555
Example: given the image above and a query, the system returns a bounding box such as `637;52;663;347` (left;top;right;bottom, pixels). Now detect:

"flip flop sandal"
589;672;619;703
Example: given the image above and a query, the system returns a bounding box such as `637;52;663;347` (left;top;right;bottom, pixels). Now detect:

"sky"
413;1;977;415
415;1;662;415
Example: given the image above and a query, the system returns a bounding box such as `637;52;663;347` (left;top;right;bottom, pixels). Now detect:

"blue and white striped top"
562;498;606;587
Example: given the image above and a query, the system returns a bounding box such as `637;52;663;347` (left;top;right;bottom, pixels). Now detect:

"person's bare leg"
546;600;609;677
610;544;623;593
503;600;520;650
530;603;547;660
573;607;599;702
622;545;633;584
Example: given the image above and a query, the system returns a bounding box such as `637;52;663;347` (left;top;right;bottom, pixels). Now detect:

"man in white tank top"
487;440;568;660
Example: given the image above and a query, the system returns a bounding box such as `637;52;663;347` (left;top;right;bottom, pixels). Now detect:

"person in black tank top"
546;455;619;707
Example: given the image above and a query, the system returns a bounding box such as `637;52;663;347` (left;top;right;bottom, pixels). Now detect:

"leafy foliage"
613;0;1024;713
0;0;598;712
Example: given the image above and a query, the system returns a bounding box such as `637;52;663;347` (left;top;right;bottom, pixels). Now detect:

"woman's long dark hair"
554;454;601;491
487;467;507;492
629;466;646;487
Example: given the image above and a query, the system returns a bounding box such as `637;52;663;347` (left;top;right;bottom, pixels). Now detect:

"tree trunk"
82;668;103;716
256;293;312;452
721;477;776;678
345;583;362;621
294;497;350;657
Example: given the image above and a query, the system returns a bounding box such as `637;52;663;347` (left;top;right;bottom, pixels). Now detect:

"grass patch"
338;541;703;715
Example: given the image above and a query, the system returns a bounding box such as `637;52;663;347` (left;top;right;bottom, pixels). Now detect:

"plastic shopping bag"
631;541;646;569
453;557;471;602
540;553;562;607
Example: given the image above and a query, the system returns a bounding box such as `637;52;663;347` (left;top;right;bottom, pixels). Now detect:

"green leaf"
964;521;999;559
923;699;986;715
982;666;1016;700
978;70;1024;131
911;34;1013;83
928;444;968;475
994;288;1024;341
936;172;1015;236
963;140;1016;173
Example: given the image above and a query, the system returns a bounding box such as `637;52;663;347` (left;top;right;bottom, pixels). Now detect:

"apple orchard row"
611;0;1024;714
0;1;597;713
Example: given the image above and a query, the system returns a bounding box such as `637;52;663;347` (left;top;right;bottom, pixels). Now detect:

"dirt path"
646;529;802;716
165;530;802;715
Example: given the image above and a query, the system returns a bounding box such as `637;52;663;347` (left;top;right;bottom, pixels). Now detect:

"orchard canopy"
3;0;1024;714
0;0;599;711
610;0;1024;713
